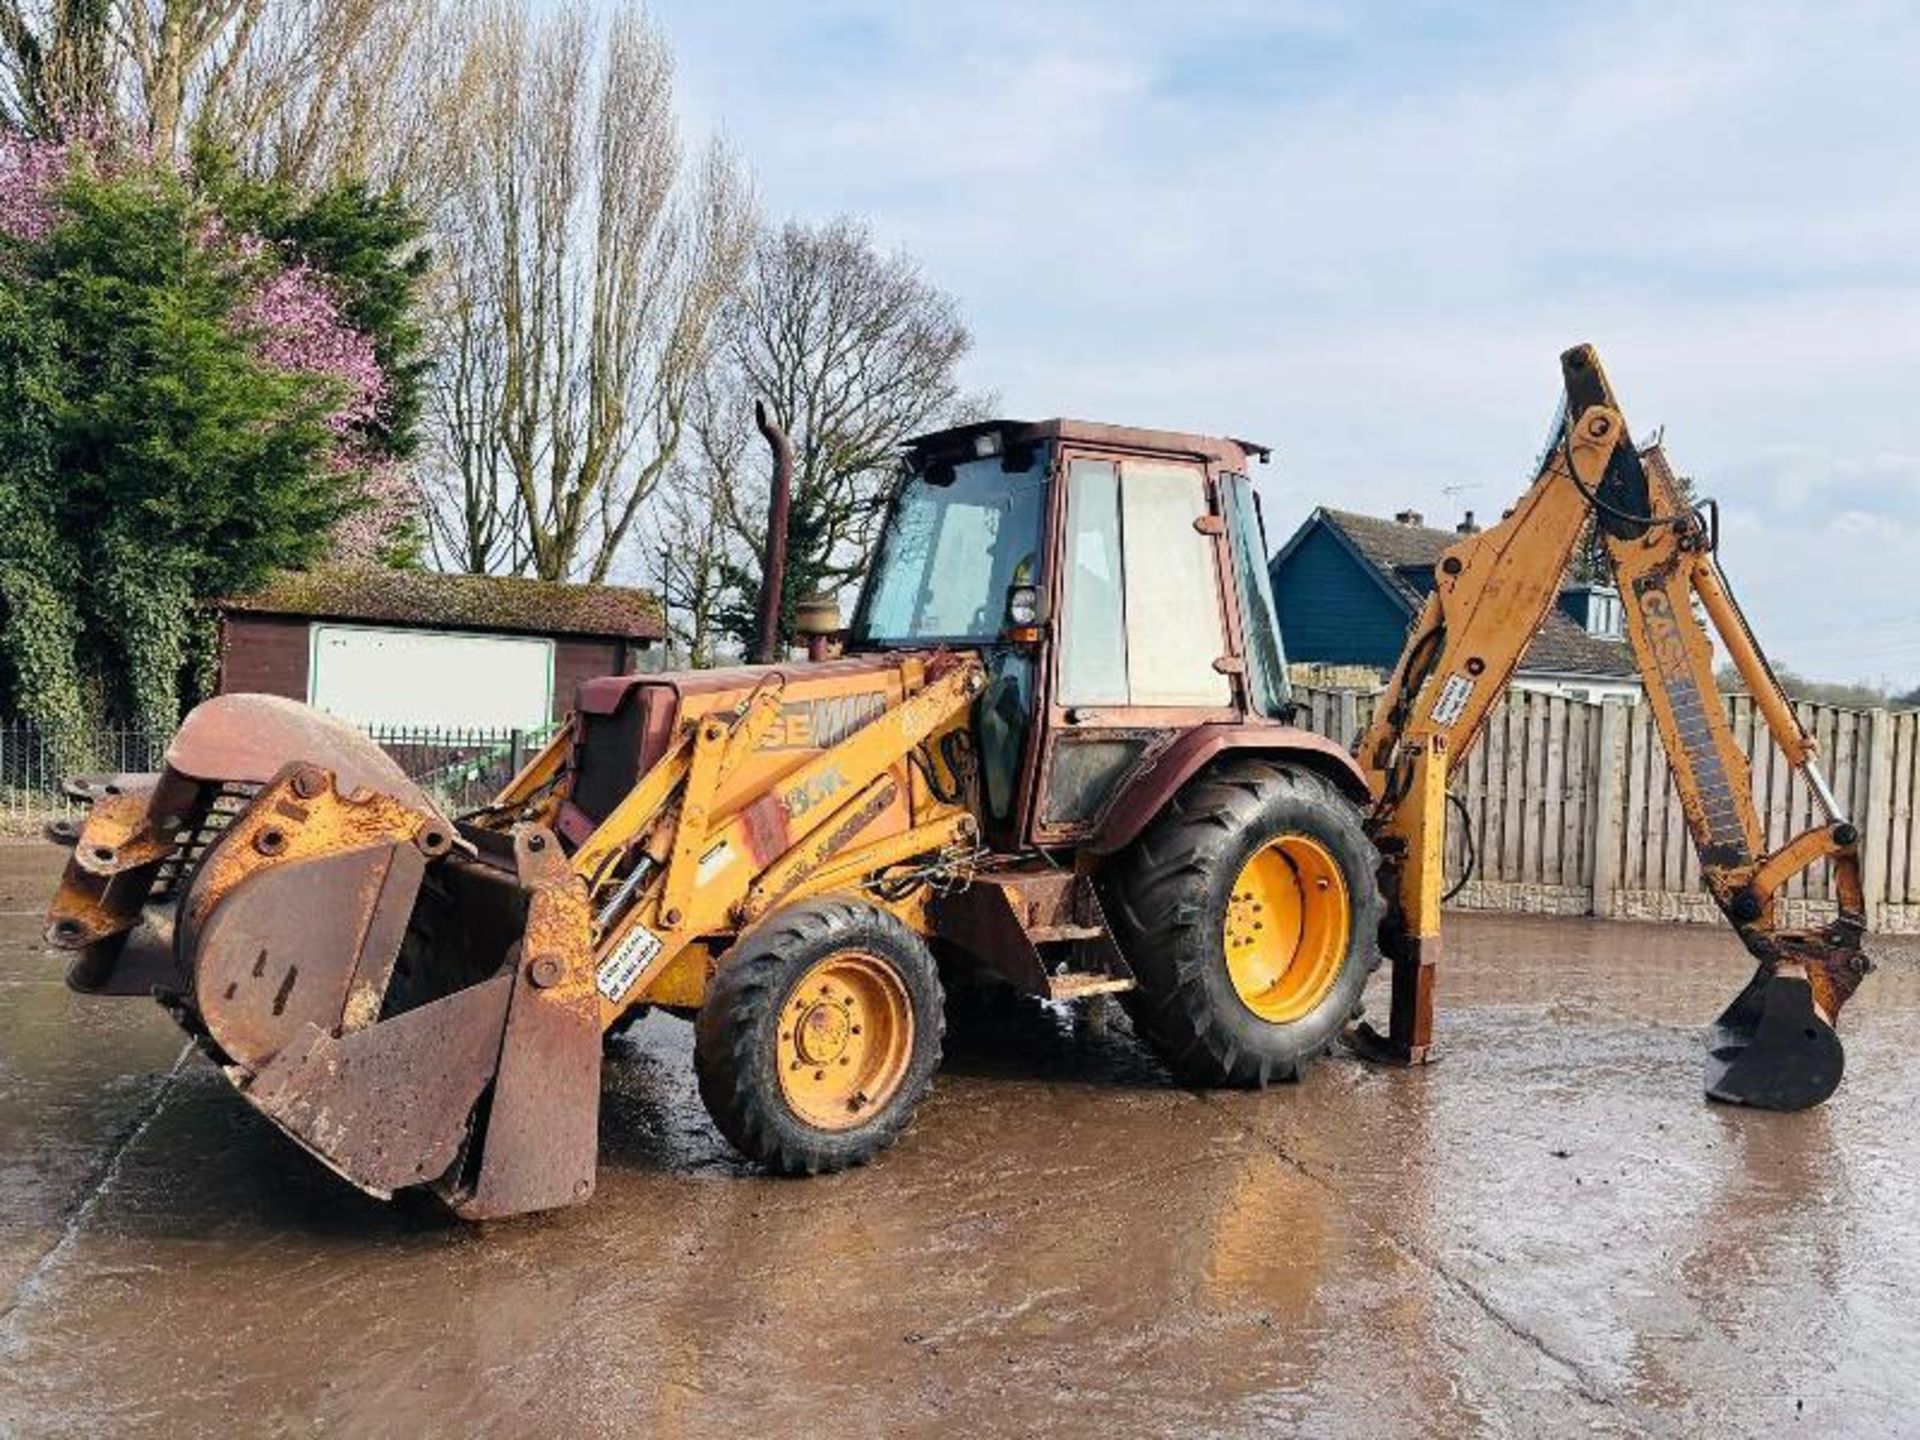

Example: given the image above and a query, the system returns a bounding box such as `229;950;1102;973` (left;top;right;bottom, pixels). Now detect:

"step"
1046;971;1136;1001
1027;923;1105;944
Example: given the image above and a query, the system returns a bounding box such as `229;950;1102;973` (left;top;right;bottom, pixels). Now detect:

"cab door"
1025;450;1241;845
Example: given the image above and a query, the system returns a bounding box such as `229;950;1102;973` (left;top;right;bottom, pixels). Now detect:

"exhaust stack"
751;400;794;664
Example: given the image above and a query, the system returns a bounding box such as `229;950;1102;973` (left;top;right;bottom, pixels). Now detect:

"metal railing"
0;719;559;830
364;723;559;815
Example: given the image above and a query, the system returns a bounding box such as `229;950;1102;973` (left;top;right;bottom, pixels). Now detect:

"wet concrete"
1;841;1916;1437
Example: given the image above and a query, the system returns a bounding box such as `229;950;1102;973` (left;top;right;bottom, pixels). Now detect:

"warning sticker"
1429;673;1476;726
596;921;664;1002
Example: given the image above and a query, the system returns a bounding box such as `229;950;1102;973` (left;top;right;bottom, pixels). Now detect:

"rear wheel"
694;897;944;1174
1106;759;1381;1086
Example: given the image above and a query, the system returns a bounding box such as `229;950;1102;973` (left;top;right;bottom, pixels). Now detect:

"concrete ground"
1;843;1915;1438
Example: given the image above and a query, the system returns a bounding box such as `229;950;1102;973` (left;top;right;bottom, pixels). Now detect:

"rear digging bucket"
1704;964;1844;1111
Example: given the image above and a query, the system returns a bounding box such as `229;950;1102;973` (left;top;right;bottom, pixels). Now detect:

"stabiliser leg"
1346;926;1438;1067
1348;738;1446;1067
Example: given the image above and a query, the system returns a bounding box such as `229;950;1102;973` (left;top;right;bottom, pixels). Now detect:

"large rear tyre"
1106;759;1382;1086
694;897;944;1174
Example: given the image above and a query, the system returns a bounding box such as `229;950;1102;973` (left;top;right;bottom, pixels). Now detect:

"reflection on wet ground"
2;847;1916;1436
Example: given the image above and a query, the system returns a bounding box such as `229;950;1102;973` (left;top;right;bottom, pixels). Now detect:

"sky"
650;0;1920;686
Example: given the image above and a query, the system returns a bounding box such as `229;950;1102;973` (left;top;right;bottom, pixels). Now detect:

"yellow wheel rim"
776;951;915;1131
1223;834;1350;1024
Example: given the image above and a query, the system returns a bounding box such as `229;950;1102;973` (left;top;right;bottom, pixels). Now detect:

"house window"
1587;591;1624;638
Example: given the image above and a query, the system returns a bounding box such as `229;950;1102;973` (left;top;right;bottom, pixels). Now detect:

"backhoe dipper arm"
1349;344;1871;1110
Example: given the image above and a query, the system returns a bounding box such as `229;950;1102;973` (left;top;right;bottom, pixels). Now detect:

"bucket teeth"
1704;964;1845;1111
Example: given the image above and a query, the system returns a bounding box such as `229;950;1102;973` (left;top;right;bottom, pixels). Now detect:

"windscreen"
853;447;1047;645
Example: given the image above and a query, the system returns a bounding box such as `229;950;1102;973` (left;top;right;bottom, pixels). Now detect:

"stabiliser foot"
1704;964;1844;1112
1341;1020;1436;1067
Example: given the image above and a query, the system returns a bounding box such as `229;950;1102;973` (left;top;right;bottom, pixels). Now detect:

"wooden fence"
13;694;1917;931
1291;685;1920;933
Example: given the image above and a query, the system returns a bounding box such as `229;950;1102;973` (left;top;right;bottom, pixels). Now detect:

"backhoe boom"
1351;344;1872;1109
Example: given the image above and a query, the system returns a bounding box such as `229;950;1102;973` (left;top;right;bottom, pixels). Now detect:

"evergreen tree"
0;148;410;731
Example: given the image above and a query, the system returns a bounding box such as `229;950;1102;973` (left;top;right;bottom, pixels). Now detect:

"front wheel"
694;897;944;1174
1106;759;1382;1086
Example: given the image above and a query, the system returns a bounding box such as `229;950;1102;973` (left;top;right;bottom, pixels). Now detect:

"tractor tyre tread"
1106;759;1383;1088
694;896;944;1175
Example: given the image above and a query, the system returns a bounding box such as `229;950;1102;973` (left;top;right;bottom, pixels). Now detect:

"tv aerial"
1441;481;1482;518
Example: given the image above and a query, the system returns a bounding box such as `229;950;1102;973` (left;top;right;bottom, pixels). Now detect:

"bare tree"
0;1;462;191
422;270;525;573
116;0;289;158
0;0;116;135
426;0;752;583
189;0;471;195
715;216;983;645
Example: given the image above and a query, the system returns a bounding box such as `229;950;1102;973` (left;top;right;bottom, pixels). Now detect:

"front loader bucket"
45;694;604;1220
1704;964;1845;1111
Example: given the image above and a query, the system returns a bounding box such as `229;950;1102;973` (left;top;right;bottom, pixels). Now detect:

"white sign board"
309;625;554;729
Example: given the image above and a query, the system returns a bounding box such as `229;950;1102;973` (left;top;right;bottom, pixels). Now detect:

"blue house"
1269;507;1639;701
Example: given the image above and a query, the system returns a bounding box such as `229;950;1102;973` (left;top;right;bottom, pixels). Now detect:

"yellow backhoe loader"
43;346;1872;1218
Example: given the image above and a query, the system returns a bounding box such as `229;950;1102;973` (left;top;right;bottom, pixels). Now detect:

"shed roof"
219;565;666;642
1310;508;1636;680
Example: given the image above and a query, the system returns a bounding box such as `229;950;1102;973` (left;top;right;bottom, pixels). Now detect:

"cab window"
1058;457;1231;708
856;449;1047;645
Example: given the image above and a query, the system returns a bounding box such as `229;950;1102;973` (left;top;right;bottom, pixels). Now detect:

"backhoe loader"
43;345;1873;1218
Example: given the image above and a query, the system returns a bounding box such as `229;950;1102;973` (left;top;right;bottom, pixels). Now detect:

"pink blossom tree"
0;132;74;242
0;131;409;561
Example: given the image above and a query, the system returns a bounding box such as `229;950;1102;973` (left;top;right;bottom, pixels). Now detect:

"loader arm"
570;653;985;1026
1350;344;1872;1109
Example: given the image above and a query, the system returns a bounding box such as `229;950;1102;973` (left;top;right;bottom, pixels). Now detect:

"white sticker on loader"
596;922;664;1002
1430;673;1475;726
696;840;734;886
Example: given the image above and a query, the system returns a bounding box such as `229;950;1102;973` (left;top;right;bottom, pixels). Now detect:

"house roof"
1306;508;1636;680
219;565;666;642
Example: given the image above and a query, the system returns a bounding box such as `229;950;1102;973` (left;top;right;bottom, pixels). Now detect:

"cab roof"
904;418;1270;470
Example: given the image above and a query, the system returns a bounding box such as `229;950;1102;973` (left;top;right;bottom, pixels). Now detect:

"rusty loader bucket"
43;695;603;1219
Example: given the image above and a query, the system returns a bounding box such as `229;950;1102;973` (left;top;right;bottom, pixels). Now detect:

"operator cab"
848;419;1289;849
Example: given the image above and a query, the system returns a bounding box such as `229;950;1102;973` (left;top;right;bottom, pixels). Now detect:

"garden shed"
213;566;665;729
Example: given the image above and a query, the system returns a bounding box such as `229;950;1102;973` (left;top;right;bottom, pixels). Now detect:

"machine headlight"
1007;585;1039;626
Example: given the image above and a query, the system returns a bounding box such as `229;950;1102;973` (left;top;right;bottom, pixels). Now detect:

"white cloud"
655;0;1920;685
